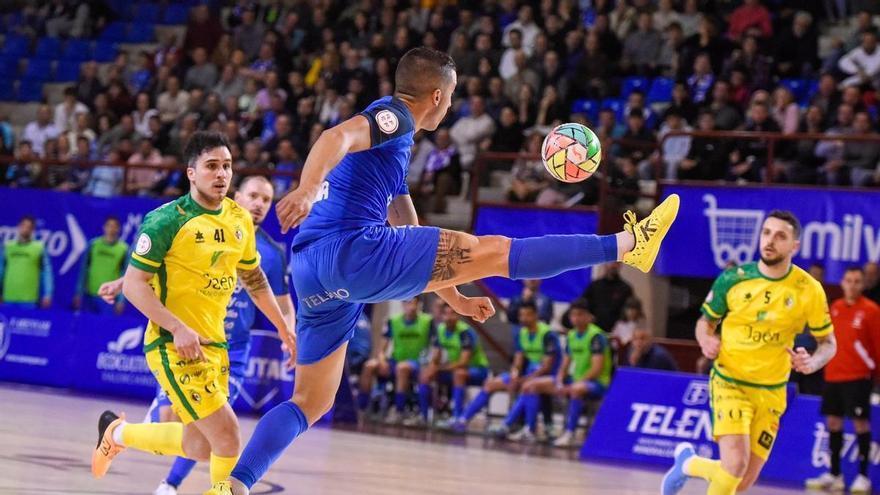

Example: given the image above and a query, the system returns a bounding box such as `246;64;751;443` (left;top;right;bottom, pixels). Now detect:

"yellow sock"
707;467;742;495
683;456;742;495
683;455;721;480
120;422;185;457
210;453;239;483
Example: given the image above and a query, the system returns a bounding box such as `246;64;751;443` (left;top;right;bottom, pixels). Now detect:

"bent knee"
293;392;336;426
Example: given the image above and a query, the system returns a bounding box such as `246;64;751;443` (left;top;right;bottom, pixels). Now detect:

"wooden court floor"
0;385;803;495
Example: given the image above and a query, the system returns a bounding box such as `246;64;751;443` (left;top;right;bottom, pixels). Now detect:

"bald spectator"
625;328;678;371
450;96;495;171
184;47;218;91
23;105;61;157
126;138;165;195
622;13;662;75
157;76;190;124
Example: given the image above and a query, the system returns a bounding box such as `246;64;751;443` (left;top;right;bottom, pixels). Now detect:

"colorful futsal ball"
541;123;601;183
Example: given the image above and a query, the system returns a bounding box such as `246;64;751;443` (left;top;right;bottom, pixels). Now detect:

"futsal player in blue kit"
136;176;296;495
207;47;680;495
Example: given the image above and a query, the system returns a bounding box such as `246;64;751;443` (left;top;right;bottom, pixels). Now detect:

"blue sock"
231;401;309;489
508;235;618;279
452;386;465;418
394;392;406;412
503;395;527;427
418;384;431;420
462;390;489;421
523;394;539;432
357;390;370;411
165;457;196;488
566;398;584;432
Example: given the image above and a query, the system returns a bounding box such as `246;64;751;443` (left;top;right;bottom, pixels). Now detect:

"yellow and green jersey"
129;194;259;346
701;262;832;387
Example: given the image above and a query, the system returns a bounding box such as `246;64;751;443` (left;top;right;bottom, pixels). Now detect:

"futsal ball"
541;123;601;183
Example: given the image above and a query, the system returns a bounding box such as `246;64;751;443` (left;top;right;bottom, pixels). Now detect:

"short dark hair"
105;215;121;225
20;215;35;225
766;210;802;238
183;131;230;168
394;47;456;99
845;266;864;275
518;301;538;312
569;298;590;312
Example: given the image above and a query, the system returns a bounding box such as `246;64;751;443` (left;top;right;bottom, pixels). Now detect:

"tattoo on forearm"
238;267;270;293
431;231;472;282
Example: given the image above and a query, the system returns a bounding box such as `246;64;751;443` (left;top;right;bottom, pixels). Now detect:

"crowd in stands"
0;1;879;216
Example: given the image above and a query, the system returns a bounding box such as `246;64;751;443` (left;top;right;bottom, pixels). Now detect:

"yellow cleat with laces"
621;194;680;273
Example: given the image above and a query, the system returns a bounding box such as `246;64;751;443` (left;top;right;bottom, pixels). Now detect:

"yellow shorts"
145;342;230;424
710;370;787;460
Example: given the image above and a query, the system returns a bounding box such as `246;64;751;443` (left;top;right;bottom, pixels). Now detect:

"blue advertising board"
0;306;358;420
0;187;294;310
473;204;599;302
656;184;880;282
583;368;880;488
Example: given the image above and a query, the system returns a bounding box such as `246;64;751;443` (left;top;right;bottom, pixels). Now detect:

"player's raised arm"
275;116;373;232
122;265;206;361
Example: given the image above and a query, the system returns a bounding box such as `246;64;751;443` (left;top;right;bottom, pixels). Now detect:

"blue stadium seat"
0;78;14;101
602;97;626;120
779;78;809;103
34;37;62;59
1;35;29;58
23;59;53;81
621;77;649;98
17;79;44;102
63;39;92;61
55;60;81;82
162;4;190;24
571;99;600;123
134;3;161;23
803;79;820;106
0;56;17;75
99;22;128;43
647;77;674;103
93;41;118;62
127;23;155;43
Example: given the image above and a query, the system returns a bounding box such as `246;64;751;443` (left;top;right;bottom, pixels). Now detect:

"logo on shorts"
758;430;774;449
190;391;202;404
135;233;152;255
376;110;399;134
302;289;351;309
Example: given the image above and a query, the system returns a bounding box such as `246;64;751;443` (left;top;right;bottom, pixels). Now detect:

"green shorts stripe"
157;344;199;422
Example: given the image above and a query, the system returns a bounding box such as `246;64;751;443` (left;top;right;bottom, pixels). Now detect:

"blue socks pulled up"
230;401;309;489
508;235;618;280
452;386;465;418
165;457;196;488
566;398;584;433
418;384;431;420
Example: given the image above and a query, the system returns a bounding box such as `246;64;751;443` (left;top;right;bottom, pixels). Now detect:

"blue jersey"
293;96;415;249
225;227;290;351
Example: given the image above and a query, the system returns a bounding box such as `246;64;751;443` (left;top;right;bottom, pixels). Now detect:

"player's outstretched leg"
423;194;679;293
661;442;695;495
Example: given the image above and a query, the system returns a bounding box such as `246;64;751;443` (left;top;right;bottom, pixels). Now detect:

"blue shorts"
499;362;543;385
292;225;440;365
438;367;489;386
148;349;248;421
563;376;607;398
387;358;421;378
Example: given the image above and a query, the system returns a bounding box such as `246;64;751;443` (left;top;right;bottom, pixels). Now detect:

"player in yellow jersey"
662;210;838;495
89;132;295;488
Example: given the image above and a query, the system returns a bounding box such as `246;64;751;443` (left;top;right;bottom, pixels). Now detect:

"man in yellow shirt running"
662;210;837;495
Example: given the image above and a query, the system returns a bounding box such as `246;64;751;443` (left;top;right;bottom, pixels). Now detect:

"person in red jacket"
806;266;880;494
727;0;772;41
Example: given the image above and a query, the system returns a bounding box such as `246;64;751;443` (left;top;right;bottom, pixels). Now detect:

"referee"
807;266;880;494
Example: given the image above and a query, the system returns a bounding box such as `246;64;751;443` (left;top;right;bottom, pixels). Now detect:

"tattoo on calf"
238;267;270;292
431;231;472;282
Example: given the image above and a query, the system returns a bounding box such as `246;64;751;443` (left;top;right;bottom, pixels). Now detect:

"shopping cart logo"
703;194;764;269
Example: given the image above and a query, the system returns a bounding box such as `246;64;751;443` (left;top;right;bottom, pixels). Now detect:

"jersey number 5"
214;229;226;243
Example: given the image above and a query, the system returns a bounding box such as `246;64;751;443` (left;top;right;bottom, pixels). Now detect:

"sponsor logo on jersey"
376;110;399;134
